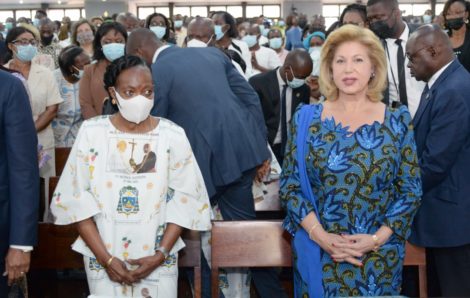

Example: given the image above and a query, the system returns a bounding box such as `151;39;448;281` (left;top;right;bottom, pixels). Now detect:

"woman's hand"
106;257;135;285
311;228;363;266
330;234;378;263
127;253;165;282
255;159;271;183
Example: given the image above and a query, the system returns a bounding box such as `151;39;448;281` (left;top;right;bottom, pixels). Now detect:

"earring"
371;72;376;79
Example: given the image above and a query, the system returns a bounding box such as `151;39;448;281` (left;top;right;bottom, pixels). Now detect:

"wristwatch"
156;246;169;259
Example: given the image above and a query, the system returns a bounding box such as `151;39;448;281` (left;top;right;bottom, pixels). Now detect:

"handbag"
101;97;119;116
293;105;323;298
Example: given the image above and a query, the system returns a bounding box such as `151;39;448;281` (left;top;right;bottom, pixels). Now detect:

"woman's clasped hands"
104;253;165;285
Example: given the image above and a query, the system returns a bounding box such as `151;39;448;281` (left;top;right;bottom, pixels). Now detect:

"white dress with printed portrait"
50;116;211;298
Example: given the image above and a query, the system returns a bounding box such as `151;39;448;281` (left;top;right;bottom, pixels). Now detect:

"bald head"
126;28;162;66
406;24;455;82
187;17;214;44
281;49;313;82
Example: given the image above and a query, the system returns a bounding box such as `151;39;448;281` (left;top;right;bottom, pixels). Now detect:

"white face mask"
187;38;208;48
113;88;154;124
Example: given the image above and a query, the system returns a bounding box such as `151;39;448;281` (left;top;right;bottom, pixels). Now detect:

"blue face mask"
278;20;285;27
102;43;125;62
269;37;283;49
243;35;258;48
287;66;305;89
174;20;183;29
5;22;13;30
15;44;38;62
33;18;40;27
262;28;270;37
214;25;226;41
423;15;432;24
150;26;166;39
259;25;265;32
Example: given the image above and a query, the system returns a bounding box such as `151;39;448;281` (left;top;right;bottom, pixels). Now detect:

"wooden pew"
211;220;428;298
55;147;71;176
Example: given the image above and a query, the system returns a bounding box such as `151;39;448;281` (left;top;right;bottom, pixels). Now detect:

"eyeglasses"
445;10;466;17
406;47;428;63
12;39;38;46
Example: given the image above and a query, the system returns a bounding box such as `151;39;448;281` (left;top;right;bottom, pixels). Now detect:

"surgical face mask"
242;35;258;48
15;44;38;62
114;88;154;124
370;19;396;39
214;25;226;41
41;34;54;46
259;25;265;32
150;26;166;39
423;15;432;24
446;18;465;30
269;37;283;50
309;46;322;76
174;20;183;29
33;18;40;27
287;66;305;89
76;31;94;45
72;66;84;79
187;38;208;48
262;28;270;37
5;22;13;30
102;43;125;62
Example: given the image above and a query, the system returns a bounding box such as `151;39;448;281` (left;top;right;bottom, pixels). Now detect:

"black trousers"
201;168;287;298
0;268;7;298
426;243;470;297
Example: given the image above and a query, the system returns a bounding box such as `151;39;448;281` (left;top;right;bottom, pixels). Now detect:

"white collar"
152;45;171;64
276;67;286;89
428;60;454;89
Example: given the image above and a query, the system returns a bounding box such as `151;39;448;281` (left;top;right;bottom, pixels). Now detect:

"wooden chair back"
404;242;427;298
55;147;71;176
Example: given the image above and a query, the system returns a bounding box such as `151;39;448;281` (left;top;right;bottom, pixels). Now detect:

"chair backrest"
211;220;292;268
55;147;71;176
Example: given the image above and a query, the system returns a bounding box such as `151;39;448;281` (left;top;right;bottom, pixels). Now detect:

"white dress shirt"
428;60;453;89
273;68;293;144
152;45;171;64
385;23;426;118
251;46;282;77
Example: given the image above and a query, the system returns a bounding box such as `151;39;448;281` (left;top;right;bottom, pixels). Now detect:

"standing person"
145;13;173;43
116;12;140;35
267;28;289;64
244;24;281;76
71;19;95;57
173;14;186;47
36;18;62;69
442;0;470;72
280;25;421;296
285;14;303;50
51;55;211;297
367;0;426;117
127;28;288;298
52;45;91;147
79;22;127;119
249;49;312;164
4;26;62;179
340;3;368;27
407;24;470;297
0;69;39;297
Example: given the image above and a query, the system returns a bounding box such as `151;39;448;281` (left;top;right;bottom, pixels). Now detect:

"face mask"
114;88;154;124
174;20;183;29
423;15;432;24
15;44;38;62
370;19;396;39
269;37;283;49
102;43;125;62
259;25;265;32
286;66;305;89
72;66;84;79
214;25;226;41
187;38;208;48
33;18;40;27
41;35;54;46
309;47;322;76
150;26;166;39
262;28;270;37
5;22;13;30
243;35;258;48
76;31;94;45
278;20;285;27
446;18;465;30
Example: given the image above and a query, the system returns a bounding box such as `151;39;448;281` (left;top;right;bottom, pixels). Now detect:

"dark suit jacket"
249;68;310;146
409;60;470;247
0;71;39;272
151;47;269;197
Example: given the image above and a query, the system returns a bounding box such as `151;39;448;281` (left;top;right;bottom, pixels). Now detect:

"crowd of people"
0;0;469;297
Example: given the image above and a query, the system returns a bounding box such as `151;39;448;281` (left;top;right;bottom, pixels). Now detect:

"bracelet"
371;234;380;251
105;256;114;268
156;246;169;259
308;223;320;240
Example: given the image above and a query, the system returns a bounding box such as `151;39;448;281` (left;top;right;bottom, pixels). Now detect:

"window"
263;5;280;18
227;6;243;18
323;5;340;18
191;6;207;17
210;6;226;13
81;8;86;19
0;10;14;23
174;6;190;17
155;7;170;17
246;5;262;18
413;4;431;16
399;4;413;16
436;4;445;15
15;10;32;20
48;9;64;21
138;7;155;20
65;9;81;21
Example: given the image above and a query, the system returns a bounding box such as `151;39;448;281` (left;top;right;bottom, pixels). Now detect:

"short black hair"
443;0;470;21
58;45;84;78
103;55;148;97
340;4;368;24
145;13;172;41
367;0;398;9
93;21;127;61
5;26;37;60
212;11;238;38
36;9;47;18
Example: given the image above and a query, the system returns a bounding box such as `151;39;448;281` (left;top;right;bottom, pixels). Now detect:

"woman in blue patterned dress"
280;25;422;296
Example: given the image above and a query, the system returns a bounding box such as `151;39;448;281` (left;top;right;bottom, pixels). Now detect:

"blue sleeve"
280;106;316;235
419;90;469;193
384;107;422;239
151;62;170;118
6;77;39;246
285;30;292;51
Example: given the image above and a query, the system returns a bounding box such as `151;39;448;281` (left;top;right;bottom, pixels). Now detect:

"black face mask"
446;18;465;30
41;34;53;46
370;20;396;39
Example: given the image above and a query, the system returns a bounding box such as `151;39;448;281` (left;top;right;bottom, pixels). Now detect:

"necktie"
415;84;430;116
395;39;408;106
280;84;288;156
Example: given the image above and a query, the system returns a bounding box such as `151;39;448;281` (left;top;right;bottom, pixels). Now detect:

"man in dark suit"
407;24;470;297
126;29;287;298
249;49;312;164
367;0;425;117
0;70;39;295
